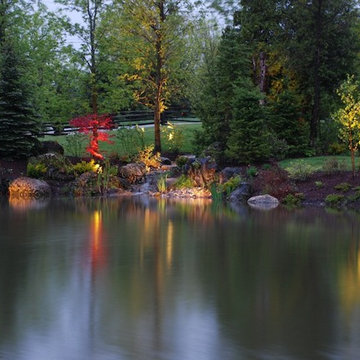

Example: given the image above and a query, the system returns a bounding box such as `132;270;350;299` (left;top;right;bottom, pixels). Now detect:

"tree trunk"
154;102;161;153
311;0;323;146
88;0;98;114
259;51;267;105
153;0;165;153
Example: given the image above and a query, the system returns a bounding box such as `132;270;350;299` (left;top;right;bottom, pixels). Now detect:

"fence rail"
41;109;200;136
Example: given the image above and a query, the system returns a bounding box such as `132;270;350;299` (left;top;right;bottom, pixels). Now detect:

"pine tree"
0;41;40;159
226;79;271;163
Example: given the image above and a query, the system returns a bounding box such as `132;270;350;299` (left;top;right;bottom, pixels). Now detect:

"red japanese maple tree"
70;113;114;160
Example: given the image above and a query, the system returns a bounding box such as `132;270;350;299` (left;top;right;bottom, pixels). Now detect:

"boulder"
247;194;279;210
160;157;172;165
229;182;251;203
38;141;65;155
9;177;51;199
186;157;217;188
119;163;147;184
220;167;242;183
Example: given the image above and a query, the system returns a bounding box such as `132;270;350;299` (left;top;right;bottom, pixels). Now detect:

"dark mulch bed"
295;171;360;202
0;159;28;180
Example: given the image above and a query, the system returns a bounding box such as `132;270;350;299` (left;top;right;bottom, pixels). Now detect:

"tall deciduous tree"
56;0;107;113
333;75;360;178
112;0;191;152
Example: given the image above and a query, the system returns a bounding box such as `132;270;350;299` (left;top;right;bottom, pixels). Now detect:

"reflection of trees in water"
3;198;360;358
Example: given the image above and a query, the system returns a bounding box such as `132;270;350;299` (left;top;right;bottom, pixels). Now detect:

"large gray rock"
9;177;51;199
119;163;146;184
247;194;279;210
220;167;242;183
38;141;64;155
229;182;251;203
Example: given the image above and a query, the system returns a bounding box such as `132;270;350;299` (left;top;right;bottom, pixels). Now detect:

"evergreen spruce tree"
226;79;271;163
269;90;310;157
195;27;251;159
0;41;40;159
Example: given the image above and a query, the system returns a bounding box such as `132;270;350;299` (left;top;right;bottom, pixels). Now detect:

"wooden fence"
41;109;200;136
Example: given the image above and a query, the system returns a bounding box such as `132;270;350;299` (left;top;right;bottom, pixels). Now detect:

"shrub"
282;193;303;207
325;194;345;207
115;125;145;158
328;142;347;155
161;122;184;153
334;182;351;192
268;132;289;161
210;182;223;204
347;191;360;202
27;162;47;178
64;133;87;157
173;174;194;189
157;173;168;193
286;160;315;181
219;175;242;196
72;160;101;175
252;166;295;200
175;155;189;168
315;181;324;188
135;145;161;170
322;158;346;174
246;166;258;178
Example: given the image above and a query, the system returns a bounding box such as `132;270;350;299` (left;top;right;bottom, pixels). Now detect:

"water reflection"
2;198;360;359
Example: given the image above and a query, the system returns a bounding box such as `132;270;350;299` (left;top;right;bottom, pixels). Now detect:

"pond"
0;197;360;360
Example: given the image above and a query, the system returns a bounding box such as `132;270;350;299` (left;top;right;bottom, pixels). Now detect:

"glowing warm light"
90;210;106;267
338;247;360;314
166;221;174;267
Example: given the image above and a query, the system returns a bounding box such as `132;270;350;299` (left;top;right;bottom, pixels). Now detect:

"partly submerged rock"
229;182;251;203
119;163;146;184
9;177;51;199
247;194;279;210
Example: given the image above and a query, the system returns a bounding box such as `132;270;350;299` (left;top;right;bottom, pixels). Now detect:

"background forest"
1;0;360;162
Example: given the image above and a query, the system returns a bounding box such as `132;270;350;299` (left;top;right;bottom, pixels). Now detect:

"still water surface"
1;197;360;360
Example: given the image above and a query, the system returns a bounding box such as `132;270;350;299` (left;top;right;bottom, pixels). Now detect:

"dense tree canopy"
0;0;360;160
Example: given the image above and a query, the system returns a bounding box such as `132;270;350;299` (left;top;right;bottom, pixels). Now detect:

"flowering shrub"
70;114;114;160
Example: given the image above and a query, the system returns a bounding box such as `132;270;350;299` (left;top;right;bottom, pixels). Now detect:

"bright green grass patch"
279;156;352;171
42;123;201;156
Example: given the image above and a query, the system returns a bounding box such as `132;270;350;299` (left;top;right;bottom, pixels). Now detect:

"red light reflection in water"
89;210;107;268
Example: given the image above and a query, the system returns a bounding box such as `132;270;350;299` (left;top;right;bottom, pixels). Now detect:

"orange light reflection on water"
90;210;106;268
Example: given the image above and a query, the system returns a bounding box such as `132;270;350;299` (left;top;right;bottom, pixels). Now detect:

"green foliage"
325;194;345;207
286;160;315;181
246;166;258;178
268;91;310;157
219;175;241;196
332;75;360;176
210;182;223;204
328;142;347;155
175;155;188;168
72;160;101;175
282;193;302;207
314;181;323;188
157;173;168;193
27;162;47;178
96;160;119;194
161;122;184;153
322;158;346;174
334;182;351;193
135;145;161;170
173;174;194;189
115;125;145;158
64;133;88;157
194;27;254;162
0;41;40;158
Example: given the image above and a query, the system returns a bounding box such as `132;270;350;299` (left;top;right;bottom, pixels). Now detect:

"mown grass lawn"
42;123;202;157
279;155;352;171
